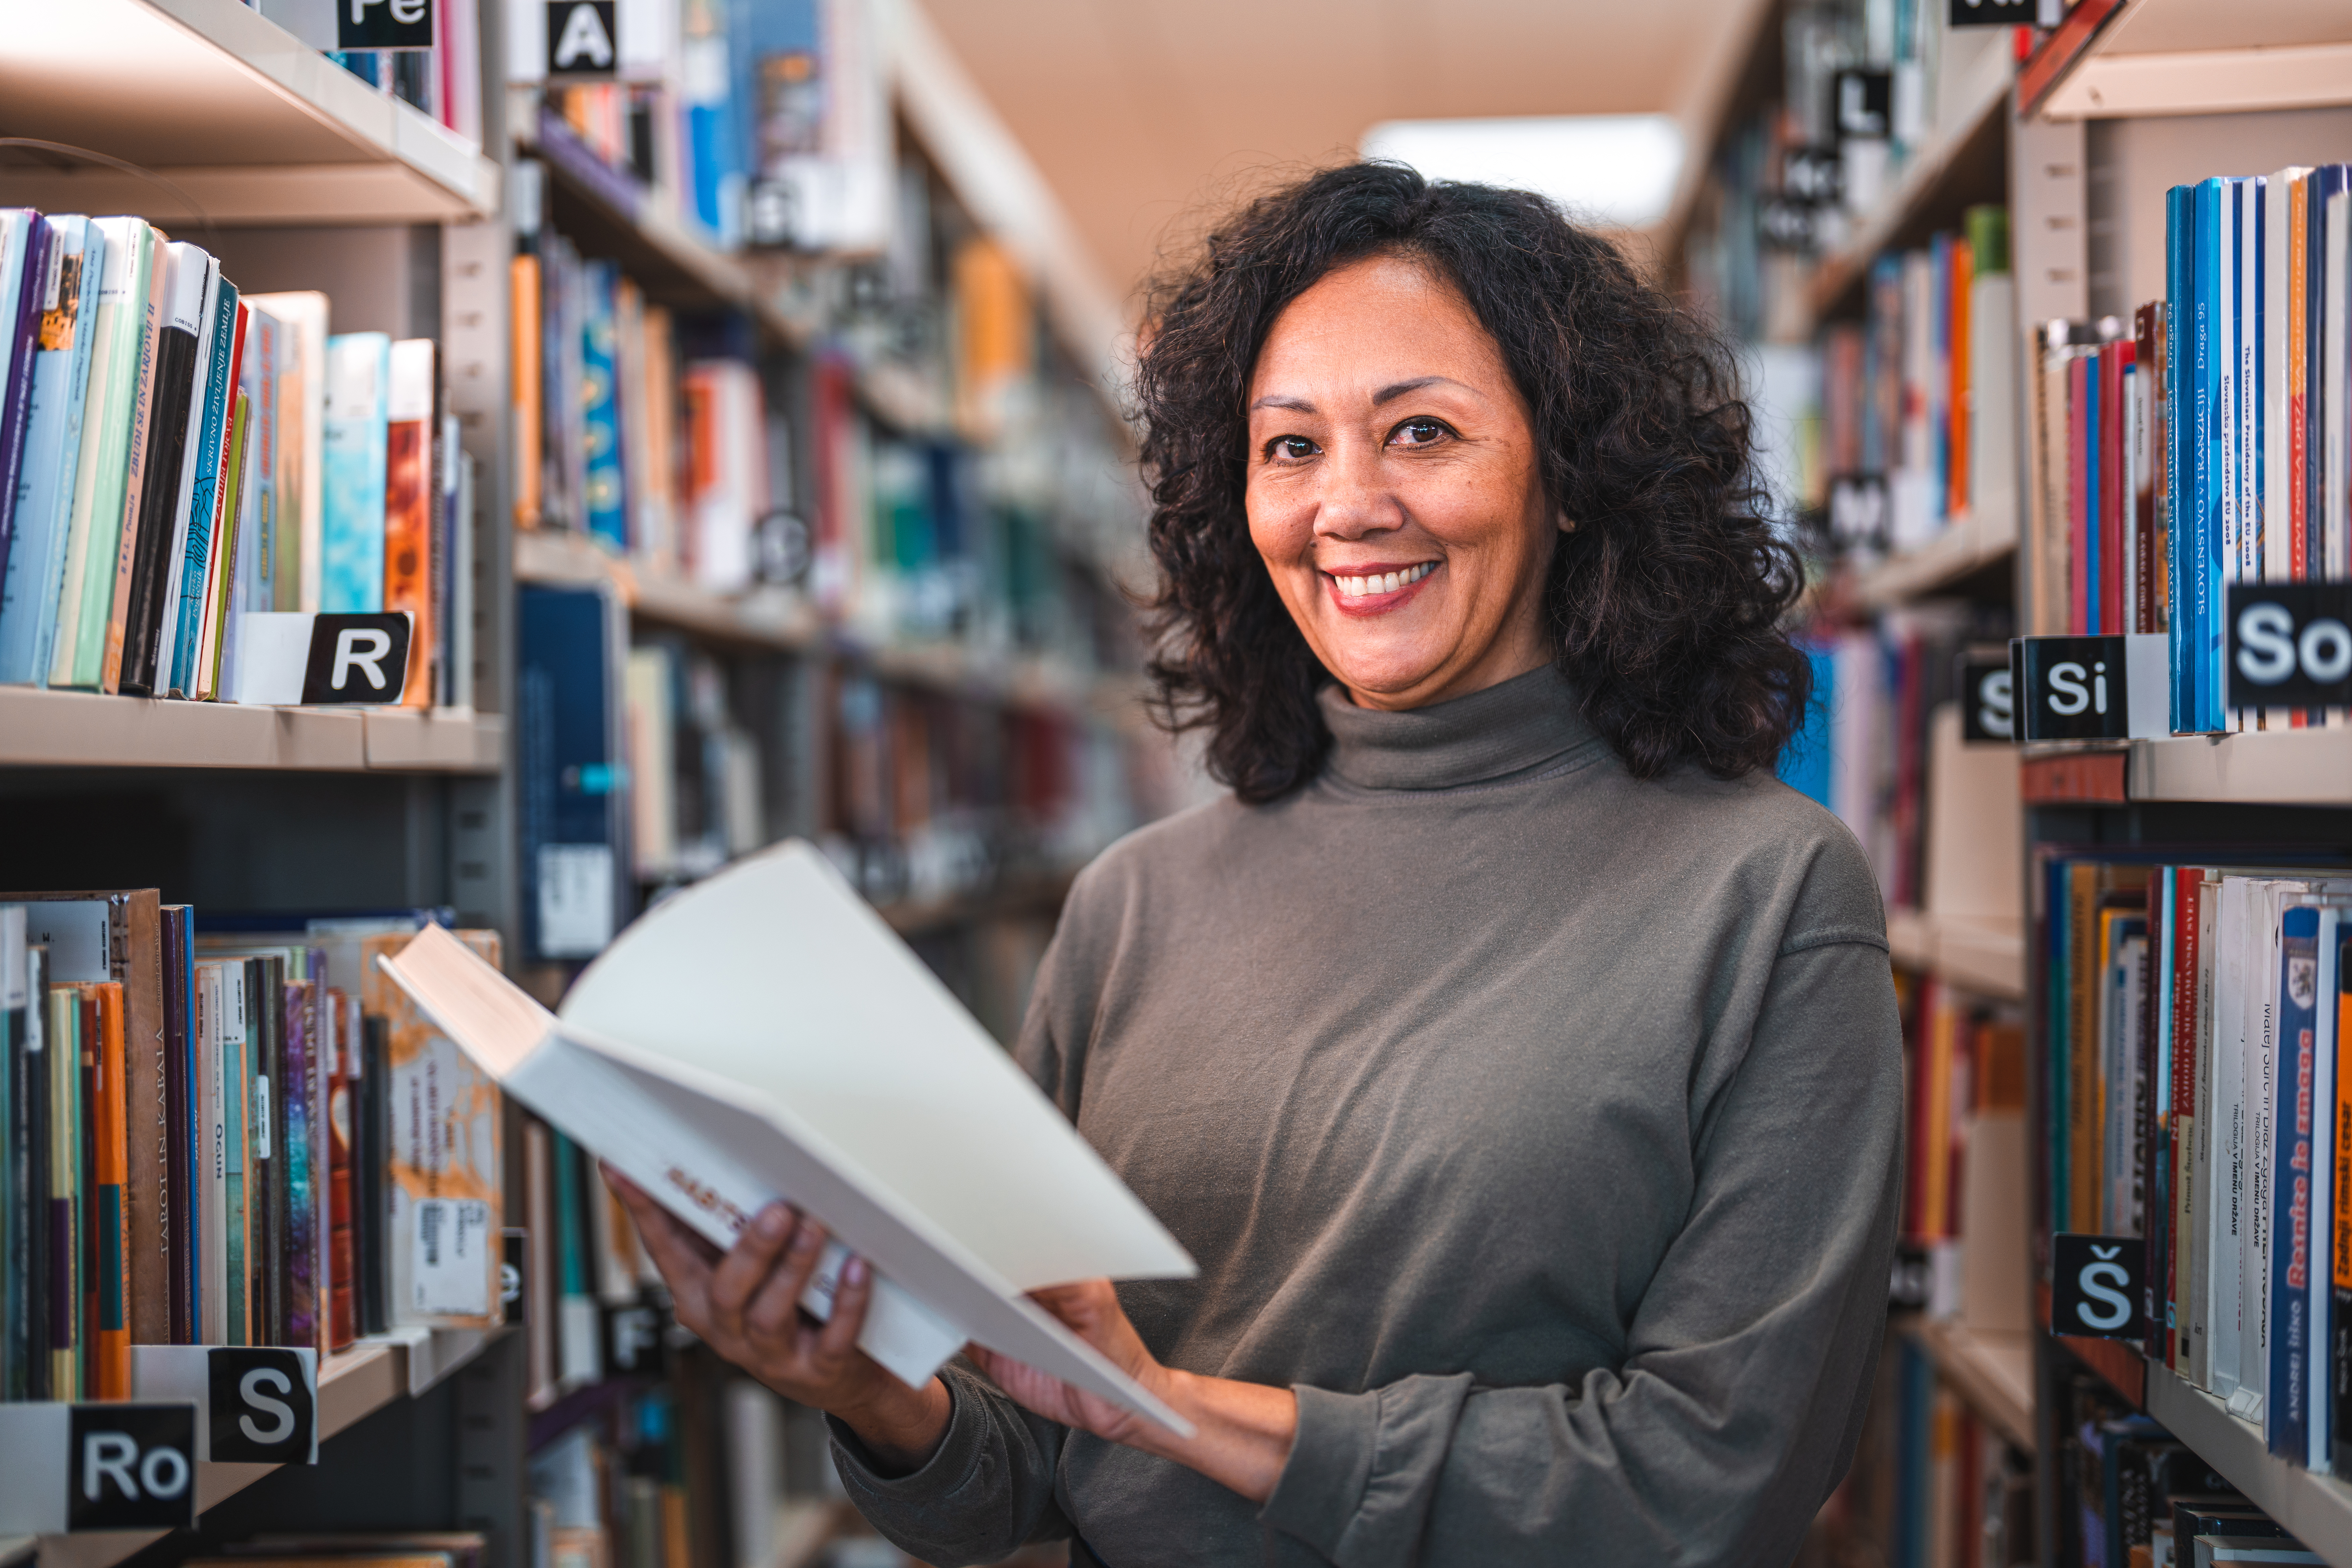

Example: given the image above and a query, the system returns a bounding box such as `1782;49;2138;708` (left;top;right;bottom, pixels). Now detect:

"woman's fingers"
608;1174;718;1322
811;1256;874;1373
741;1217;828;1342
706;1204;797;1341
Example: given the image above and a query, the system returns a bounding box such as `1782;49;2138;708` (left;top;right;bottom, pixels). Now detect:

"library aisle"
1;0;2349;1566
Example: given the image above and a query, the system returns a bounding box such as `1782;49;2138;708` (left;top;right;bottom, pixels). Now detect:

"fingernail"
844;1257;869;1286
756;1206;790;1239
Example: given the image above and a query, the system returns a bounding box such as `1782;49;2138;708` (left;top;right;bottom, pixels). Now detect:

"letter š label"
2051;1233;2146;1341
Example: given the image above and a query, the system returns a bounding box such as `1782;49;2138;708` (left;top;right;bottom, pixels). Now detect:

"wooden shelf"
1845;508;2019;612
1803;40;2014;329
0;687;503;773
2147;1363;2352;1565
7;1329;495;1568
2024;0;2352;120
1912;1320;2037;1454
513;529;1143;723
1886;907;2026;1000
0;0;498;226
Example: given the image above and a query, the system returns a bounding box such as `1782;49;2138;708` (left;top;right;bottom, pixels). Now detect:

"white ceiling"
914;0;1771;309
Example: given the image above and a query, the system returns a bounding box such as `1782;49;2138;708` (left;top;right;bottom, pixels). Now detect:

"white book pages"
378;841;1196;1433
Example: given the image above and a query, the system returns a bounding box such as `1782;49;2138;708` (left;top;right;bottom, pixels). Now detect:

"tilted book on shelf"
376;838;1197;1430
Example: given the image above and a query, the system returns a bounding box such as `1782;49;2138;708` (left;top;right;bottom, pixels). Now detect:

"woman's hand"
605;1167;951;1472
971;1279;1300;1505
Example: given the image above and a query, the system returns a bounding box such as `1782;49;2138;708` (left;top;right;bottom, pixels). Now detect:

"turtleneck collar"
1316;664;1605;792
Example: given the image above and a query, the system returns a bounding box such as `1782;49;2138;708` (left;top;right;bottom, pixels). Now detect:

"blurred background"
7;0;2350;1564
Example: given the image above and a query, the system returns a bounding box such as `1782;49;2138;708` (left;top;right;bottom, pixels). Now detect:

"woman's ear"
1557;514;1577;534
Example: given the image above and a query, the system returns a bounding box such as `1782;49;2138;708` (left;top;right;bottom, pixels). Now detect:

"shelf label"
1956;653;2014;742
2226;582;2352;708
340;0;435;52
132;1345;320;1465
229;612;411;706
0;1403;198;1533
2052;1234;2145;1340
1948;0;2033;24
2008;634;2169;741
547;2;619;77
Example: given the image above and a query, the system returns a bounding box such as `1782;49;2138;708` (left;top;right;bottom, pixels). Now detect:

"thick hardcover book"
2269;905;2322;1458
118;244;209;695
0;217;100;685
384;339;436;706
377;841;1196;1430
0;211;54;591
50;217;151;689
2333;924;2352;1473
321;332;390;614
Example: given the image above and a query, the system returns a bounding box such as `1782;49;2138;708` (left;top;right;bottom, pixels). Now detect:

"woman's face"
1245;253;1562;712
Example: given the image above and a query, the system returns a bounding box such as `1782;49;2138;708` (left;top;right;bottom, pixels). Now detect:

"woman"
612;163;1903;1566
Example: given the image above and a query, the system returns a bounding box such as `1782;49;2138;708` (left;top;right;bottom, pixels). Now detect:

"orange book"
512;255;543;529
81;981;131;1399
385;339;436;706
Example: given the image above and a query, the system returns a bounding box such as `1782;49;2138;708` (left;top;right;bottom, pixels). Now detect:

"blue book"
2269;904;2322;1460
168;279;239;696
518;585;621;962
0;217;102;685
321;332;390;614
2166;187;2190;731
0;211;52;595
2192;178;2222;734
580;261;626;550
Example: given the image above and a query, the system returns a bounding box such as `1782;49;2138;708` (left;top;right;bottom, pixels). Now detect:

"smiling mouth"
1325;561;1437;604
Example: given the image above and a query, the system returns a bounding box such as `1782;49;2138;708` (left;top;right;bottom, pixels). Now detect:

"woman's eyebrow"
1248;393;1316;413
1371;375;1473;406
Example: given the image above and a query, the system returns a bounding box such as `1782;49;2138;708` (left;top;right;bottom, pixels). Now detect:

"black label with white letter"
2226;582;2352;707
2010;635;2131;741
207;1348;315;1464
604;1302;667;1376
301;613;411;704
1957;654;2014;742
1832;70;1893;140
1948;0;2033;24
339;0;436;50
547;2;619;76
67;1405;197;1530
2051;1234;2146;1340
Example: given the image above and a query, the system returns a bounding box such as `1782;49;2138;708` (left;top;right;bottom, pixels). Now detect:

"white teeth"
1332;562;1433;599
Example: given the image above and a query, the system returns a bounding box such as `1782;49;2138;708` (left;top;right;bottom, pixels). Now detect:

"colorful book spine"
2270;904;2321;1458
98;233;172;695
50;216;151;690
0;216;99;685
0;211;54;594
383;339;436;705
47;985;80;1395
118;244;209;696
167;276;240;698
582;261;626;549
321;332;390;614
85;980;129;1398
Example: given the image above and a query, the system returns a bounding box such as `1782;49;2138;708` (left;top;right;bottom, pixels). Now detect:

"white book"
2211;875;2251;1398
2242;878;2291;1416
377;839;1197;1431
2187;873;2220;1389
153;243;217;700
241;291;329;612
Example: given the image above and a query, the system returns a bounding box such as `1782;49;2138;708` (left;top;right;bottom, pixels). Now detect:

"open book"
376;841;1196;1432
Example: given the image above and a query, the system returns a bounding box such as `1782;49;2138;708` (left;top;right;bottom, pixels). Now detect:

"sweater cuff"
827;1371;983;1504
1260;1383;1379;1558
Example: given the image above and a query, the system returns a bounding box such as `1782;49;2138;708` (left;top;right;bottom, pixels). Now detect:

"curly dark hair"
1136;161;1811;804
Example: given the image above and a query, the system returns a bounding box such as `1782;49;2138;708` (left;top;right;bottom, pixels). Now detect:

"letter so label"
67;1404;197;1530
207;1346;317;1464
2051;1233;2146;1341
2227;582;2352;708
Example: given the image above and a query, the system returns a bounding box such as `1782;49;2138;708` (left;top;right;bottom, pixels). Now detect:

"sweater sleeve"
826;1360;1073;1565
1258;935;1903;1568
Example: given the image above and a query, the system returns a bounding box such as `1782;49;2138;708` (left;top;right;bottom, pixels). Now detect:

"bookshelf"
2020;0;2352;120
2144;1366;2352;1564
0;688;505;772
0;0;498;225
1911;1319;2038;1454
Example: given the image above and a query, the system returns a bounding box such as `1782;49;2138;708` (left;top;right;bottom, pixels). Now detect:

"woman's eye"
1389;418;1452;447
1266;435;1319;462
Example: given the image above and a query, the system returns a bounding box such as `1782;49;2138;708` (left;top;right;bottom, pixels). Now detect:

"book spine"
88;982;128;1399
54;220;149;690
321;333;391;614
2136;308;2159;635
2271;905;2320;1458
283;977;317;1351
2172;869;2204;1371
2333;920;2352;1472
2072;354;2092;635
2195;180;2222;733
326;987;354;1351
2168;187;2190;728
0;216;53;590
10;945;47;1399
223;962;247;1346
169;279;240;698
384;339;436;706
2310;908;2340;1471
148;252;216;698
161;904;193;1343
199;963;225;1346
98;239;172;694
358;1014;388;1336
48;988;78;1396
117;251;205;695
512;256;542;529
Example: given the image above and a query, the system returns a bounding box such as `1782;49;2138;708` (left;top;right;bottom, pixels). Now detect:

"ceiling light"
1358;114;1686;230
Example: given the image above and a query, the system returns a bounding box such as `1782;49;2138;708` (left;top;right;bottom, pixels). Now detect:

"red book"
2101;343;2130;636
383;341;436;707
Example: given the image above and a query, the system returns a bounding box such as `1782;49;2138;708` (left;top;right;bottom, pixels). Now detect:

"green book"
48;987;81;1398
48;217;153;689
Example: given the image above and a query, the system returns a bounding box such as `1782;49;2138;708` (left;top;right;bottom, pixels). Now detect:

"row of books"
0;213;475;706
1819;207;2019;563
1851;1337;2032;1568
242;0;486;145
2025;164;2352;733
2047;859;2352;1473
2054;1369;2322;1567
0;897;503;1400
1899;977;2026;1324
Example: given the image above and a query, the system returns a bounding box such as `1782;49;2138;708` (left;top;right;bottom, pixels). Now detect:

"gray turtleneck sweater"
830;666;1903;1567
